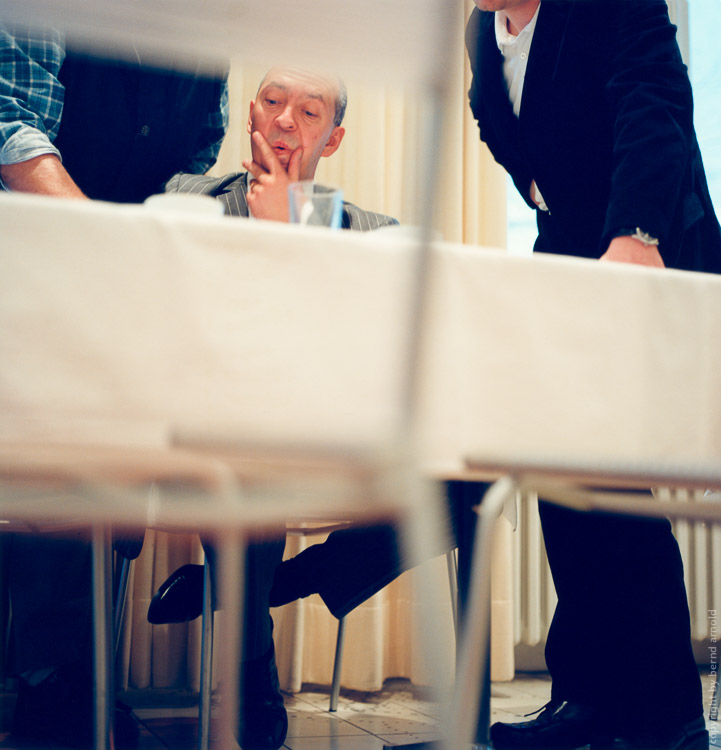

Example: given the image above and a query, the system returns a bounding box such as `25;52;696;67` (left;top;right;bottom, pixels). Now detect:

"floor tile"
282;692;325;711
286;710;367;739
339;712;436;736
284;736;386;750
374;731;442;745
335;700;434;722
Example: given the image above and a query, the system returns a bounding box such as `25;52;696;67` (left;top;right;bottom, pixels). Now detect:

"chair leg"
325;552;458;716
198;559;214;750
329;616;346;712
92;524;114;750
113;556;133;661
445;549;458;638
444;476;516;750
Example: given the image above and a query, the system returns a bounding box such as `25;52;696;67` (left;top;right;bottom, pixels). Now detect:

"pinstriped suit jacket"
165;171;398;231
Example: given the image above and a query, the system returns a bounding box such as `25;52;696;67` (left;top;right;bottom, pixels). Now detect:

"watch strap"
611;227;660;247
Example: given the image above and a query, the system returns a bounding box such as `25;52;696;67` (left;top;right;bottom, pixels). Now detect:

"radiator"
660;488;721;642
512;492;555;647
511;489;721;647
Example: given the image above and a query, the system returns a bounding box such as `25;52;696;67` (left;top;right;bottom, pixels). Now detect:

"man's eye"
265;98;278;106
305;110;319;118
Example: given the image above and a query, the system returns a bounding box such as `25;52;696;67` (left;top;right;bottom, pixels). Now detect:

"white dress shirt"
495;5;541;116
495;5;548;211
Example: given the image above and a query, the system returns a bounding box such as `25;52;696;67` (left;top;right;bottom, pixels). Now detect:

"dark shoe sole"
147;563;205;623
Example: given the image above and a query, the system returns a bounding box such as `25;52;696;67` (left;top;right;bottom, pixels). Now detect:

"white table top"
2;191;720;509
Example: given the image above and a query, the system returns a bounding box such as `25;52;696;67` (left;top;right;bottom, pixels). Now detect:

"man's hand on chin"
600;235;665;268
243;131;303;222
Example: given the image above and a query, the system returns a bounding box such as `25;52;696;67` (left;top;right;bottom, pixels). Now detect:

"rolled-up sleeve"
0;25;65;167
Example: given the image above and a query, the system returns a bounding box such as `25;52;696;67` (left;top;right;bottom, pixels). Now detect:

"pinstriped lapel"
216;173;250;217
237;173;249;216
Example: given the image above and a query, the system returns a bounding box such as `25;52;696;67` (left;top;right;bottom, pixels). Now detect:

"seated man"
150;65;398;750
165;65;397;230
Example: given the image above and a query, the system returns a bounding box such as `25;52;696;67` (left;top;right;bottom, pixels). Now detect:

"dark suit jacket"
165;171;399;231
465;0;721;273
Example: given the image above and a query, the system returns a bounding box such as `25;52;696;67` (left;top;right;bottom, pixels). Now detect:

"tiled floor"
132;668;721;749
2;670;719;748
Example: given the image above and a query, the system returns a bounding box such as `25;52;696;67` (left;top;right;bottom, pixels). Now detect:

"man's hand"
600;235;665;268
242;131;302;222
0;154;86;198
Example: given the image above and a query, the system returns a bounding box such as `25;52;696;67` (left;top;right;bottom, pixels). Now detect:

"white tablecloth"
2;191;721;483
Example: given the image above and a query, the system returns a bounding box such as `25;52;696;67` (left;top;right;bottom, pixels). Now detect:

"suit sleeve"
178;77;229;176
601;0;695;256
164;172;181;192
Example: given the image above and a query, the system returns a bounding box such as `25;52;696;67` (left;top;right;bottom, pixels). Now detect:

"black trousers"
6;529;285;676
539;500;702;736
305;482;468;619
202;531;286;661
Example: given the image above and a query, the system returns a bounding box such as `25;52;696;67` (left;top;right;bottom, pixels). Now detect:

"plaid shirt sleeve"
0;25;65;167
178;76;229;175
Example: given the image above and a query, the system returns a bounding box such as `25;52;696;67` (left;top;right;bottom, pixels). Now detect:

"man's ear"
247;101;255;135
321;126;345;158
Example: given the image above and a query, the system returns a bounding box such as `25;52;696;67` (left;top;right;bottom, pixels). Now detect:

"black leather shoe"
147;563;205;624
490;700;606;749
615;716;709;750
238;640;288;750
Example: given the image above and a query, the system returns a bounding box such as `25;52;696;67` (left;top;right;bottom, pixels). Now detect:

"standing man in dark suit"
465;1;720;749
166;66;398;230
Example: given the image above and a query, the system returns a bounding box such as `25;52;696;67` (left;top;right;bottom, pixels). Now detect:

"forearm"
0;154;86;198
0;26;78;197
599;235;665;268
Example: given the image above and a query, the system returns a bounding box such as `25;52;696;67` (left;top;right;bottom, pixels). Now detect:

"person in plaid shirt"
0;23;228;201
1;21;228;748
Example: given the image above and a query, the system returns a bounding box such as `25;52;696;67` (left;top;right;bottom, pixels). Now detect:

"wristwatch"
611;227;660;247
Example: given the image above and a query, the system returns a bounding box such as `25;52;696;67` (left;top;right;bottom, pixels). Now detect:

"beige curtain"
119;1;515;696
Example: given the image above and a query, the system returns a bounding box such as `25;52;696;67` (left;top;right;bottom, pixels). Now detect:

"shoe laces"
523;699;567;719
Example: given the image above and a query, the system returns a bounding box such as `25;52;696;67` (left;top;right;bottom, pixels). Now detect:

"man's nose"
275;106;296;130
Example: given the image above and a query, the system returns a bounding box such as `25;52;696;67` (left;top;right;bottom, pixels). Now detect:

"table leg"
91;524;113;750
383;479;503;750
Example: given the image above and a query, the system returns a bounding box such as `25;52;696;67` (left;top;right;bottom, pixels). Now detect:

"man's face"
247;68;345;181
